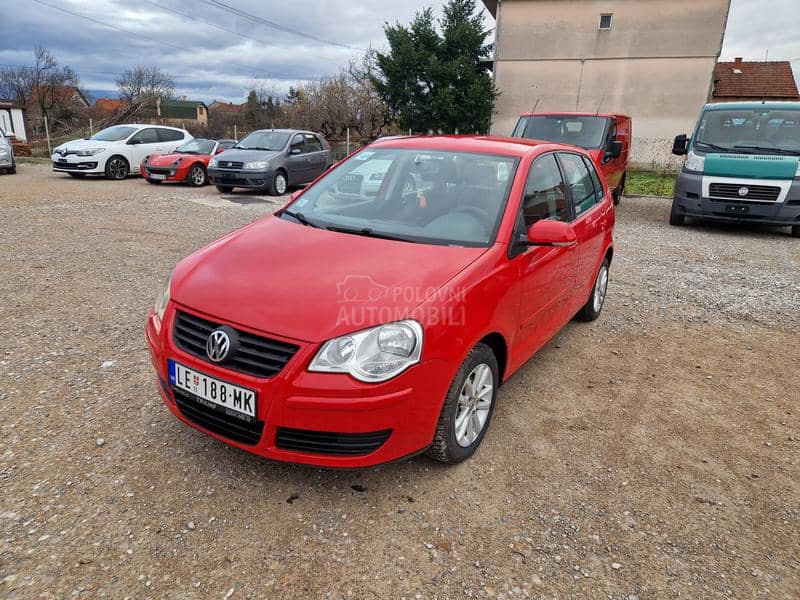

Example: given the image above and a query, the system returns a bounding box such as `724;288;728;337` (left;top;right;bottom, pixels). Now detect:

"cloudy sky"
1;0;798;104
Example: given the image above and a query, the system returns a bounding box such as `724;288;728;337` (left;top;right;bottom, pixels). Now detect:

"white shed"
0;100;27;142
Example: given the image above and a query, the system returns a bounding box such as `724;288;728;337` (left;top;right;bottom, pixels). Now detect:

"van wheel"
216;185;233;193
7;161;16;174
791;224;800;238
105;156;129;180
427;343;499;464
269;171;288;196
576;258;610;322
669;202;686;226
612;173;626;205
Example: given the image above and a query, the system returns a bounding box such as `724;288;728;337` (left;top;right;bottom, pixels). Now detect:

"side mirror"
606;140;623;159
215;147;226;154
525;220;578;247
290;147;302;155
672;134;689;156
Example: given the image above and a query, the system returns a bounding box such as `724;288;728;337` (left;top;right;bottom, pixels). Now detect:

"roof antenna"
595;92;606;116
531;98;540;113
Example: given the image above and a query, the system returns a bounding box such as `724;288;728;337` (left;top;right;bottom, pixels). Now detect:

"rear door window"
130;128;159;144
558;153;599;216
304;134;323;152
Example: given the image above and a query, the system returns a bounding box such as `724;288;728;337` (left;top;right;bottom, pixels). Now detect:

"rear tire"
104;155;129;180
187;164;206;187
669;201;685;226
426;343;499;464
576;258;610;322
268;171;288;196
216;185;233;193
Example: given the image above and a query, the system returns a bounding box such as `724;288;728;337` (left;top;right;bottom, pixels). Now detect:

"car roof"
702;101;800;112
366;135;586;158
519;111;630;119
109;123;187;131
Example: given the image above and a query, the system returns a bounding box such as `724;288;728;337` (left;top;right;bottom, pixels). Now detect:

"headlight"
244;161;268;170
76;148;105;156
0;146;7;155
795;162;800;178
153;272;172;333
684;150;705;173
309;320;423;382
172;158;184;166
209;158;218;167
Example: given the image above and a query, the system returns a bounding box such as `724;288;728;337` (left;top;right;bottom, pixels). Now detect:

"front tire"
187;164;206;187
427;343;499;464
612;173;626;205
7;160;16;175
215;185;233;193
268;171;288;196
576;258;610;322
105;156;129;180
791;224;800;238
669;201;686;226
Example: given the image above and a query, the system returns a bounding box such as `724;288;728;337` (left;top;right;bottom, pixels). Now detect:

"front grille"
172;387;263;445
709;183;781;202
217;161;244;169
173;311;299;378
276;427;392;456
146;166;173;175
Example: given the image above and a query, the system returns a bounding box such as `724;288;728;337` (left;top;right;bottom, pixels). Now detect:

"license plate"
725;204;749;214
150;173;166;181
168;360;257;420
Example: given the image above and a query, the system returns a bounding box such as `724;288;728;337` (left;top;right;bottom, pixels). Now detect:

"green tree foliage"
243;90;264;129
372;0;497;133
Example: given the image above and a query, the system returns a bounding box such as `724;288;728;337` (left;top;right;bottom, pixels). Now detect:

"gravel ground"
1;163;798;599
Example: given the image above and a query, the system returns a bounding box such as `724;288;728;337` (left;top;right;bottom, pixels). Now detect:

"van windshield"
513;115;608;149
90;125;138;142
693;108;800;155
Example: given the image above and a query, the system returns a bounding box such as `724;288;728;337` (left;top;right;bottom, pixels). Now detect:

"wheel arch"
477;332;508;383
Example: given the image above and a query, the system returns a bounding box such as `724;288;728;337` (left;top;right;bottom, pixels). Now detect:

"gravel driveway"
1;164;798;599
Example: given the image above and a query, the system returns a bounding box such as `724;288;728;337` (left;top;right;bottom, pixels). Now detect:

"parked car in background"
671;102;800;237
0;127;15;174
512;112;630;204
52;124;192;180
207;129;331;195
146;135;615;467
140;138;236;186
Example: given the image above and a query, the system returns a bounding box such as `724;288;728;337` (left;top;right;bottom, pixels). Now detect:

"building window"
599;14;613;30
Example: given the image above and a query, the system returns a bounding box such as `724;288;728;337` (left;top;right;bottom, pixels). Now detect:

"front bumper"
141;163;188;182
146;305;449;467
207;166;271;189
51;155;103;174
0;154;12;167
673;170;800;227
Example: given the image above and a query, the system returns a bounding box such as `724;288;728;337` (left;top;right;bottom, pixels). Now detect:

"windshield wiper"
326;225;415;243
282;209;319;228
733;145;800;156
236;146;273;151
694;140;735;152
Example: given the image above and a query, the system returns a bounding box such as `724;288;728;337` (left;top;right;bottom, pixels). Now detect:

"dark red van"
512;112;631;204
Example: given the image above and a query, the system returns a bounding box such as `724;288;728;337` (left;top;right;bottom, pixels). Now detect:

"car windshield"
281;148;518;246
89;125;138;142
693;108;800;154
514;115;608;149
177;139;215;155
235;131;289;151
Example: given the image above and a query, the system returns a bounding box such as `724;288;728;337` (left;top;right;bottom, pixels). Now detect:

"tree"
243;90;264;130
372;0;497;133
115;65;175;104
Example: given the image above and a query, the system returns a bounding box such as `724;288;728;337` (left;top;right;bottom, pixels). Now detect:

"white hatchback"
52;124;192;180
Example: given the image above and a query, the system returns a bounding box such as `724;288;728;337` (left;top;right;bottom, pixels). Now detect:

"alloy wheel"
190;166;205;186
275;173;287;195
593;263;609;313
108;158;128;180
454;363;494;447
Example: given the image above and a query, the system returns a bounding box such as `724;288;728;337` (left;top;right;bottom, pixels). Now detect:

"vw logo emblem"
738;187;749;197
206;329;231;363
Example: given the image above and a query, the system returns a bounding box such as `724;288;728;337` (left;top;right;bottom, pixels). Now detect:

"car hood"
148;152;207;166
55;138;118;152
214;148;283;163
172;216;487;343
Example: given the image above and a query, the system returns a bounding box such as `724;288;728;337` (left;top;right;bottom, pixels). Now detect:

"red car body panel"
146;135;615;467
516;112;632;193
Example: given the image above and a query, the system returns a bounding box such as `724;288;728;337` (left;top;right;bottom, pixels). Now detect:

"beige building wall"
491;0;731;169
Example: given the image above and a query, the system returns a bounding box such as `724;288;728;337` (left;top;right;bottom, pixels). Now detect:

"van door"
601;120;623;191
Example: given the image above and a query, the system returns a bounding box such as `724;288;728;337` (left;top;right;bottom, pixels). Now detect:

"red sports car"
146;136;615;468
141;138;236;186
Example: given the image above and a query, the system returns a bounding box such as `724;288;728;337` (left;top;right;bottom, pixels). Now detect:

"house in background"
0;100;28;141
483;0;732;168
711;58;800;102
155;98;208;127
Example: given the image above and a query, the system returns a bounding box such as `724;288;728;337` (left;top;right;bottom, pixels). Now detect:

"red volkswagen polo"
146;136;615;467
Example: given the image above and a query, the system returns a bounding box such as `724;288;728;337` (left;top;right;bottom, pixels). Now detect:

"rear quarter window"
158;128;185;142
